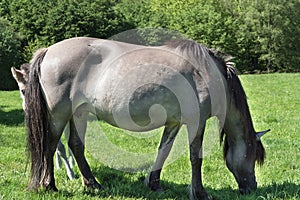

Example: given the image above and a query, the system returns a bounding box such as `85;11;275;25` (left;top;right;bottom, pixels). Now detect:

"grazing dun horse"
12;37;269;199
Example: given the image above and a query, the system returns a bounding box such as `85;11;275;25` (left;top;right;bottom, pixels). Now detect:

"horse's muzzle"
239;180;257;194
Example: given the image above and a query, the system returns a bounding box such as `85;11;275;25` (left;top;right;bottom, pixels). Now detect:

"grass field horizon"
0;73;299;199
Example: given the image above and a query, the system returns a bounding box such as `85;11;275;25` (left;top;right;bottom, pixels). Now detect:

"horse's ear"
11;67;26;84
256;129;271;141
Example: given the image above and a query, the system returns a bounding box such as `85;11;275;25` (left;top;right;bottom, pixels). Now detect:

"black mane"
166;39;232;78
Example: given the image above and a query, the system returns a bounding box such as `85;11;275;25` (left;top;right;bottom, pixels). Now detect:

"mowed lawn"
0;73;299;200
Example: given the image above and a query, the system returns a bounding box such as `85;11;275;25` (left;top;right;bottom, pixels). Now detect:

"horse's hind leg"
44;125;66;191
145;123;181;192
68;113;102;189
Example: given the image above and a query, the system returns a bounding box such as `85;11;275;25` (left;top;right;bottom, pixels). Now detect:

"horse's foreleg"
64;122;75;169
188;121;212;200
55;143;62;169
56;139;75;180
145;123;180;192
68;115;103;190
68;148;75;169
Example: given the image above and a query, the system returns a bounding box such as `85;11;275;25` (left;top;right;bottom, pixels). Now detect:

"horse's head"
222;127;269;194
221;66;269;194
11;64;29;110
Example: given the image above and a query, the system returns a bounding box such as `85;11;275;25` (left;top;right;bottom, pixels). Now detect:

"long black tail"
24;48;50;190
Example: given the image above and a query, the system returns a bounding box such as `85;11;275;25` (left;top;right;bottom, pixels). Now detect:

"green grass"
0;73;299;199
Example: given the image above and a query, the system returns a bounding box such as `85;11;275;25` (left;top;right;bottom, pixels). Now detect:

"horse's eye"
21;89;25;95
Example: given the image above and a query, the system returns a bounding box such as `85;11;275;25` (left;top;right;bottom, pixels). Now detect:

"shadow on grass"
76;166;191;199
64;166;300;199
0;107;24;126
208;182;300;199
255;182;300;199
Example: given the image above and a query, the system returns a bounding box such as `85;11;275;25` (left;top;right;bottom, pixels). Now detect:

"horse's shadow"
59;166;300;199
0;107;24;126
208;181;300;200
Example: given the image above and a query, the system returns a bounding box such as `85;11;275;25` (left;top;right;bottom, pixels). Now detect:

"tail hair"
24;48;50;190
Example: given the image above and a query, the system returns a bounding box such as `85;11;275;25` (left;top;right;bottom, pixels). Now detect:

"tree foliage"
116;0;300;73
0;17;21;90
1;0;131;59
0;0;299;89
0;0;131;89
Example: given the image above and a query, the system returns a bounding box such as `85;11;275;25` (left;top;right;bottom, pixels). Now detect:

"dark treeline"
1;0;299;90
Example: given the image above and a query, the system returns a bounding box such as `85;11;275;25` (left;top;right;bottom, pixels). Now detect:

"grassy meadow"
0;73;299;199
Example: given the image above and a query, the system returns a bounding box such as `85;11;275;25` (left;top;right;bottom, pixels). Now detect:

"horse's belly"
95;107;169;132
94;84;181;132
101;111;167;132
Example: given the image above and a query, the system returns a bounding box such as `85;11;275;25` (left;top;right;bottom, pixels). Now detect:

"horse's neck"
224;102;254;140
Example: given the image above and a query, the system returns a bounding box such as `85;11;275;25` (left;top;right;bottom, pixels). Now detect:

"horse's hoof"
88;182;104;190
144;176;164;192
153;185;164;193
189;188;213;200
45;184;58;192
83;178;104;190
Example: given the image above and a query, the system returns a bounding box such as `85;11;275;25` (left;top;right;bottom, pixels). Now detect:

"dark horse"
15;37;269;199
